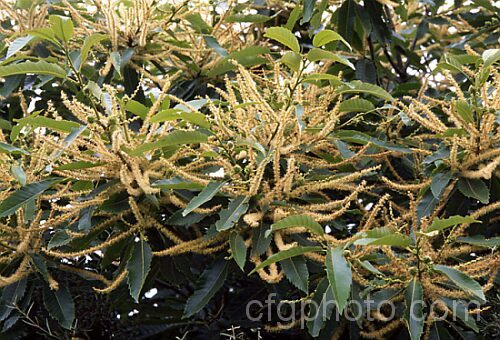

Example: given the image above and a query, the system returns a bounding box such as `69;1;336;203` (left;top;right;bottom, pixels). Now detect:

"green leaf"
280;51;301;72
431;171;452;199
10;164;26;186
457;178;489;204
49;15;74;43
43;284;75;330
249;246;322;274
0;278;27;321
454;100;474;123
184;181;225;216
264;27;300;53
312;29;351;49
128;130;208;156
207;46;269;76
433;265;486;303
441;297;479;332
0;142;29;155
183;259;228;317
54;161;105;171
150;109;210;128
6;36;34;59
281;256;308;293
417;190;439;221
0;179;60;217
215;196;249;231
127;237;153;302
285;4;302;31
48;230;72;249
184;13;212;34
267;214;324;237
325;247;352;314
426;215;480;234
456;235;500;248
203;35;228;57
152;178;205;190
229;232;247;270
80;33;108;69
336;80;394;101
354;228;411;248
24;28;59;45
358;260;383;275
226;14;271;23
307;277;335;337
0;60;66;78
303;73;342;86
306;48;354;69
125;100;149;119
404;279;425;340
338;98;375;112
482;49;500;68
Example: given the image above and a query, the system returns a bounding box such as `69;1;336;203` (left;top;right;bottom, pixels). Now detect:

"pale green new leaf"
267;214;324;237
338;98;375;112
312;29;351;50
306;48;354;69
49;15;74;43
80;33;108;69
264;27;300;53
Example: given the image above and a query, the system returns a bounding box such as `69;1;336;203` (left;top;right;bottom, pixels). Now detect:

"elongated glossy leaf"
431;171;452;198
338;98;375;112
325;247;352;313
150;109;210;128
307;277;335;337
129;130;208;156
229;232;247;271
0;178;60;217
313;29;351;49
441;297;479;332
226;14;271;23
215;196;249;231
184;13;212;34
404;279;425;340
281;256;308;292
307;48;354;69
10;164;26;186
183;259;228;317
336;80;394;101
250;246;322;274
0;278;27;321
354;230;411;248
127;238;153;302
0;60;66;78
456;235;500;248
427;215;480;233
433;265;485;303
80;33;108;68
183;181;225;216
457;178;489;204
6;35;33;58
49;15;74;43
0;142;29;155
264;27;300;53
417;190;438;221
267;214;324;237
54;161;105;171
43;284;75;330
48;230;71;249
